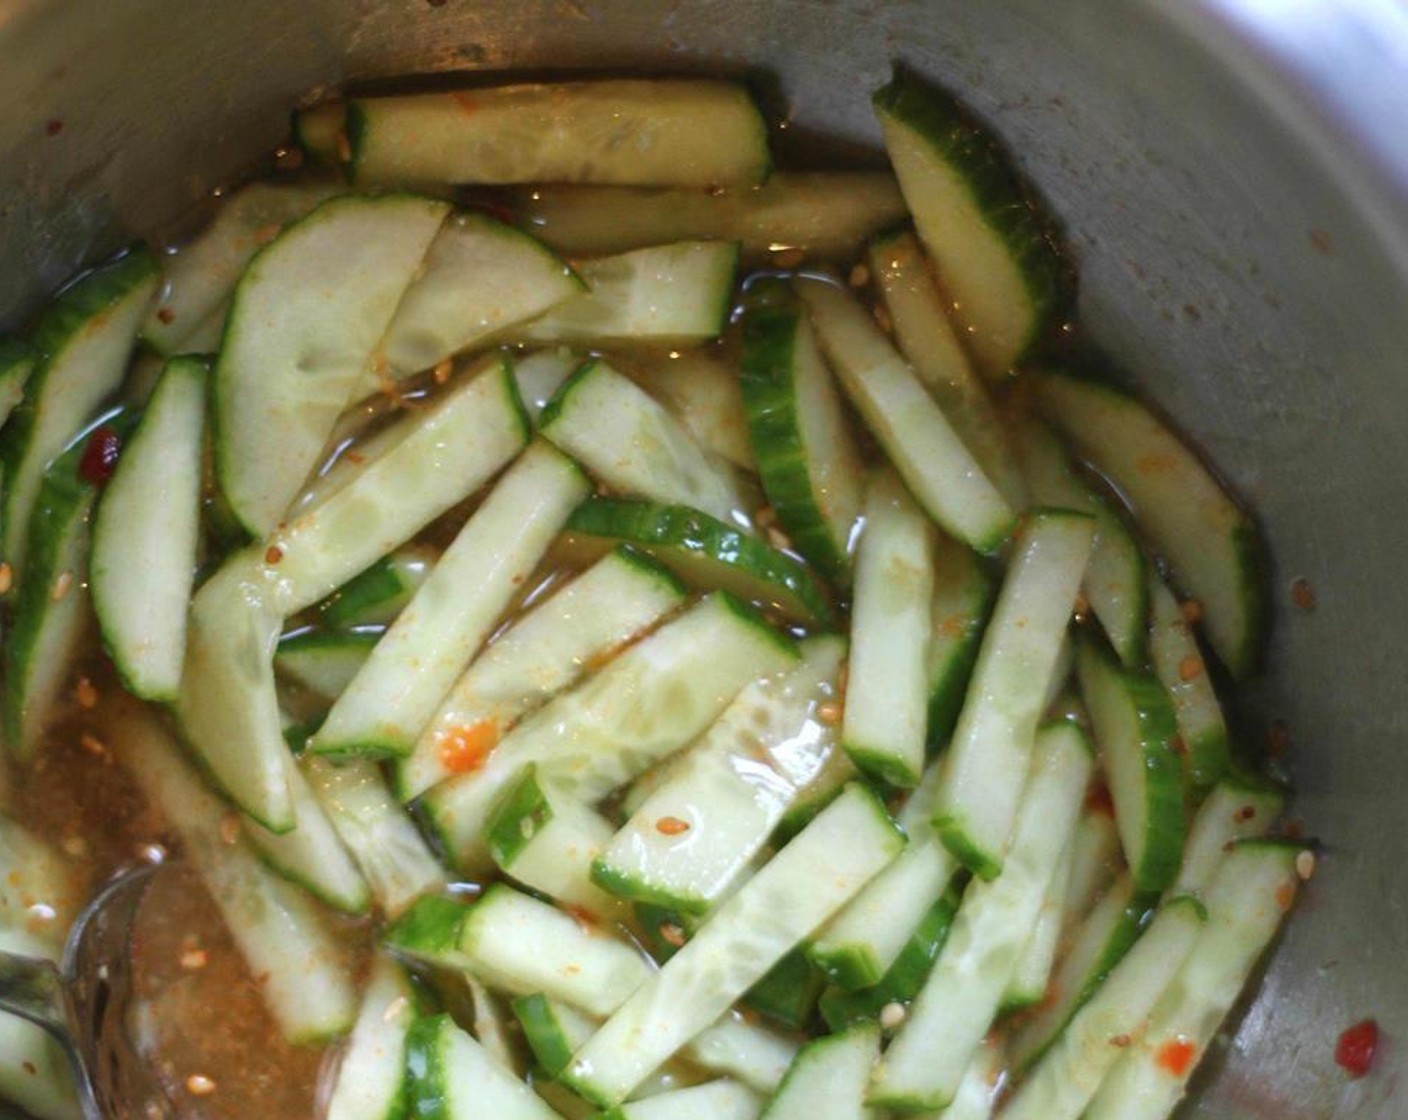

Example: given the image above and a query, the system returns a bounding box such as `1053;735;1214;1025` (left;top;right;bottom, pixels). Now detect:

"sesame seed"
848;263;870;288
51;571;73;602
218;813;241;846
75;676;98;709
180;949;208;971
1296;850;1317;881
432;360;453;384
815;701;843;726
79;734;108;758
62;835;88;859
655;816;690;836
879;1002;907;1031
185;1075;217;1096
1109;1033;1132;1048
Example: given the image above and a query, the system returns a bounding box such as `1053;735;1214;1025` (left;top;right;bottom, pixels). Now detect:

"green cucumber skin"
926;577;996;752
485;764;553;870
511;994;576;1078
403;1015;449;1120
537;358;600;430
817;884;963;1031
742;948;828;1030
872;69;1069;362
738;289;853;583
0;338;35;436
318;547;434;628
565;497;834;627
590;860;711;916
384;894;470;960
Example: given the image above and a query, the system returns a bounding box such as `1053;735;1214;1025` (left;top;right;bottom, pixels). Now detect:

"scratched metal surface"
0;1;1402;1116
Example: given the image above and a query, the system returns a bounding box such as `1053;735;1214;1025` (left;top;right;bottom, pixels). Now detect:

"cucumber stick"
564;499;834;626
0;1008;75;1120
1002;896;1206;1120
842;470;936;787
325;956;416;1120
514;347;582;424
404;1014;562;1120
143;179;344;355
738;281;863;582
925;533;994;749
403;546;685;801
1034;371;1267;678
601;1081;761;1120
175;552;294;830
275;629;378;702
91;356;206;701
0;338;34;434
349;80;769;188
293;102;345;164
1085;841;1307;1120
870;721;1092;1112
376;212;581;378
266;356;529;618
1061;806;1124;931
1171;777;1283;897
935;510;1095;879
1003;829;1075;1010
310;441;588;758
317;545;436;629
541;358;743;522
487;764;622;921
808;762;959;991
869;228;1026;508
521;241;739;347
1077;635;1186;893
562;784;904;1106
112;703;356;1042
215;193;449;536
515;172;907;261
1010;412;1148;666
244;752;371;914
625;349;754;470
303;756;446;917
760;1022;879;1120
423;593;795;871
936;1040;1004;1120
592;636;846;913
3;412;132;761
797;278;1015;552
873;68;1066;377
1008;873;1147;1074
1;250;157;576
1147;571;1230;789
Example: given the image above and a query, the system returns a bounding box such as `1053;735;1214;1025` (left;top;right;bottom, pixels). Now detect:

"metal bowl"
0;1;1402;1116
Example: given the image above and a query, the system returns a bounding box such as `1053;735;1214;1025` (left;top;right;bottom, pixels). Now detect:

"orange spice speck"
50;571;73;602
0;562;10;595
659;922;686;949
185;1075;217;1096
655;816;690;836
265;545;284;565
75;676;98;709
156;307;176;325
1290;577;1317;612
1179;598;1203;624
815;701;843;727
180;948;209;971
439;720;499;776
218;813;241;846
432;360;453;385
1155;1037;1198;1077
1178;655;1202;682
252;223;282;246
1275;881;1296;911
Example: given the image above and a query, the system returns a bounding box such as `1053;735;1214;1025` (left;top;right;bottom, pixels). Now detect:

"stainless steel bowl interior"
0;1;1403;1116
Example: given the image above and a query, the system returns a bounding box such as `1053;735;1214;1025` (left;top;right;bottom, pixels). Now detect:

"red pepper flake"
1170;735;1188;758
1155;1037;1198;1077
1178;655;1202;682
1235;804;1257;823
659;921;686;949
22;1060;37;1075
815;701;843;727
45;119;63;137
1108;1033;1132;1049
655;816;691;836
439;721;498;776
1085;782;1115;818
1274;881;1296;911
432;359;453;385
264;545;284;565
1335;1018;1379;1078
1290;577;1317;612
155;307;176;325
1179;598;1204;624
564;905;598;935
0;562;11;595
79;424;122;485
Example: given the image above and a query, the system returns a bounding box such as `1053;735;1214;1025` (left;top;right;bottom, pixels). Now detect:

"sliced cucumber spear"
625;348;755;471
935;509;1095;879
591;636;845;914
869;720;1092;1112
841;469;937;788
112;702;357;1042
142;179;344;355
0;338;34;434
1171;776;1284;897
91;357;206;701
873;67;1067;377
562;784;904;1107
563;498;834;626
0;250;158;577
541;358;744;522
520;241;739;348
4;410;135;761
1034;370;1268;678
513;347;582;425
1002;896;1206;1120
315;545;435;630
265;355;529;618
869;227;1027;507
374;212;582;379
797;277;1016;553
275;628;378;703
925;532;995;749
738;279;864;583
515;171;907;260
293;102;346;165
423;592;796;872
600;1081;761;1120
1084;840;1308;1120
348;80;770;188
760;1022;880;1120
1077;633;1187;893
214;193;449;537
403;1013;561;1120
324;956;417;1120
309;441;589;759
402;545;685;802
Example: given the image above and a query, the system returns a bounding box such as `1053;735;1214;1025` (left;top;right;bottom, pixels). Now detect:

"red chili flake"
438;721;498;776
1179;598;1204;624
1335;1018;1379;1079
22;1061;37;1075
1290;577;1317;611
45;119;63;137
155;307;176;325
78;425;122;485
264;544;284;565
655;816;690;836
1177;655;1202;682
1274;881;1296;911
659;921;687;949
1235;804;1257;823
1085;782;1115;817
1155;1037;1198;1077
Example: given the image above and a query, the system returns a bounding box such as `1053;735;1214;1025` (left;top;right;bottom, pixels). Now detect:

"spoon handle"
0;948;69;1037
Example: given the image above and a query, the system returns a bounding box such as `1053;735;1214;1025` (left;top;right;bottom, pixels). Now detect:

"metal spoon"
0;861;172;1120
